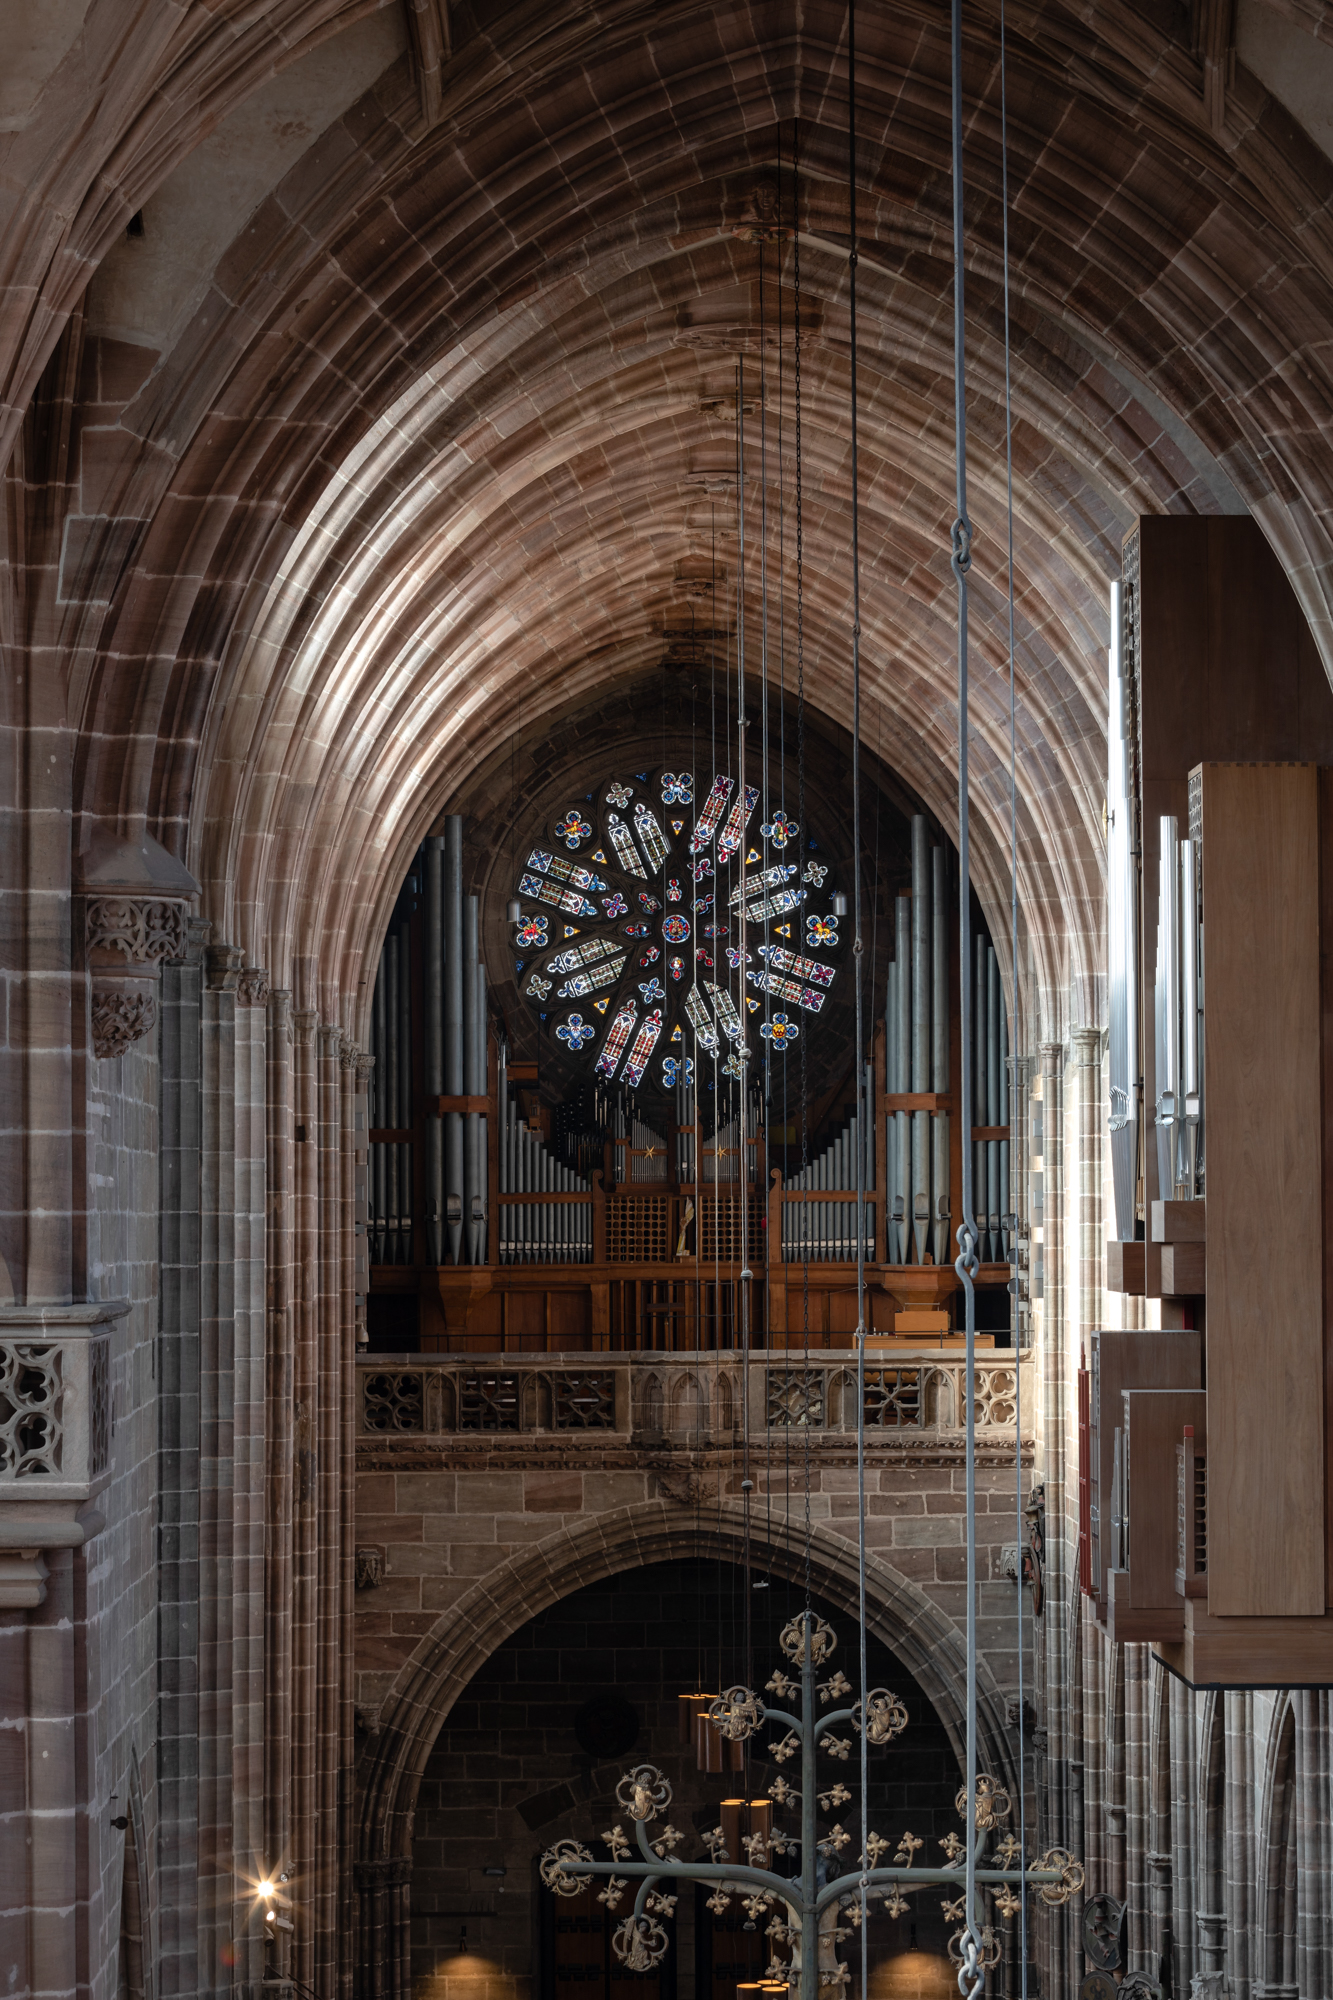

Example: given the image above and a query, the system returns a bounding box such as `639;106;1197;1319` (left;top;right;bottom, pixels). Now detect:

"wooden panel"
1088;1330;1201;1613
1105;1241;1144;1295
1152;1199;1206;1242
1124;1388;1207;1610
1202;762;1325;1615
1108;1563;1182;1645
1155;1601;1333;1687
1161;1242;1206;1295
1104;1240;1162;1296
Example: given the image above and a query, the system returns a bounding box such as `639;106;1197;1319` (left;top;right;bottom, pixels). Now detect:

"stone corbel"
205;942;244;990
78;827;199;1059
0;1301;129;1607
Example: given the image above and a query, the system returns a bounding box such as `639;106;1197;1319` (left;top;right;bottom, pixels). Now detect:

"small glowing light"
258;1882;275;1900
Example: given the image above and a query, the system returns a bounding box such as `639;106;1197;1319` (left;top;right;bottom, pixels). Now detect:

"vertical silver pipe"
884;963;897;1262
476;956;488;1265
385;929;400;1262
425;838;444;1267
980;948;992;1264
974;937;987;1265
398;926;413;1266
931;844;950;1266
999;1005;1012;1280
372;953;385;1263
444;816;464;1265
910;817;931;1262
463;898;481;1265
520;1124;530;1264
498;1044;509;1263
895;893;911;1262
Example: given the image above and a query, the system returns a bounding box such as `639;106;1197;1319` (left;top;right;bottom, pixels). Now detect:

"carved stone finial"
237;967;271;1008
86;897;189;965
291;1009;319;1048
91;985;158;1058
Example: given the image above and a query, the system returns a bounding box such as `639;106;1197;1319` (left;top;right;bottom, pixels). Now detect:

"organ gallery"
1;5;1331;2000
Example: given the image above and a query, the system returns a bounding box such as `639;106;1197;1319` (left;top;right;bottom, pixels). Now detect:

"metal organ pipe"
385;926;400;1262
398;925;412;1263
1106;578;1140;1240
463;897;481;1264
980;940;992;1256
893;891;910;1263
424;838;444;1267
973;937;985;1264
475;954;488;1264
444;817;464;1265
371;955;386;1263
931;844;950;1266
910;816;931;1263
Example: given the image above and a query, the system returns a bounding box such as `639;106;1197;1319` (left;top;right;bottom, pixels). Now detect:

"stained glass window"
510;768;842;1095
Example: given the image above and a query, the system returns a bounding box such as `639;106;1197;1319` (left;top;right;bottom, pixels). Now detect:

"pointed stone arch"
352;1498;1016;1996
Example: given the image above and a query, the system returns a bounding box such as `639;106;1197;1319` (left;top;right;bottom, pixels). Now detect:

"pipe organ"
366;808;1013;1353
781;1067;875;1264
1090;515;1333;1686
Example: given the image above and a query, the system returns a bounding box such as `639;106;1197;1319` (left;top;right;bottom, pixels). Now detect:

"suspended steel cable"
844;3;871;1986
946;0;985;1988
792;120;812;1615
995;0;1031;1987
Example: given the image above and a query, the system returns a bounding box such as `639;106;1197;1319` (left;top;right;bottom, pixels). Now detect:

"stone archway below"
353;1501;1019;1999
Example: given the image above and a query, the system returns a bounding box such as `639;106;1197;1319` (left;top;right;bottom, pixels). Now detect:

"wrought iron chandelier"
539;1612;1083;1996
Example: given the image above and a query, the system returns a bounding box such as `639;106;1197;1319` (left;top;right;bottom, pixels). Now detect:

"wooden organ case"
1091;516;1333;1686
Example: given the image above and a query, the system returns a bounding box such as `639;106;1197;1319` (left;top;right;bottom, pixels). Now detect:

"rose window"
511;766;843;1099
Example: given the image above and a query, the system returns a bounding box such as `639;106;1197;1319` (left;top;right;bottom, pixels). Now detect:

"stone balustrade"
0;1301;126;1606
357;1349;1032;1446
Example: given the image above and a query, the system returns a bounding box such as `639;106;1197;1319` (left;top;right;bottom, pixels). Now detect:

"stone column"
1123;1644;1151;1970
315;1021;343;1994
233;967;270;1993
199;942;242;1989
1295;1690;1332;2000
264;989;297;1993
290;1007;320;1992
158;924;207;2000
1226;1689;1258;2000
1036;1040;1070;1999
1169;1674;1199;1998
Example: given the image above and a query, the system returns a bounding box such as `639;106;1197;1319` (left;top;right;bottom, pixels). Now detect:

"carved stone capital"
292;1008;319;1048
86;896;189;965
91;983;158;1059
205;943;244;991
237;966;271;1008
355;1050;375;1079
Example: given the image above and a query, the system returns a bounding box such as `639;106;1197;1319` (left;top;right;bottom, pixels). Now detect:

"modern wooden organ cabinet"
1088;517;1333;1686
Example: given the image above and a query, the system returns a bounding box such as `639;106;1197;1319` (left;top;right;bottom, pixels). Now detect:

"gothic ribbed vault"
11;0;1333;1035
